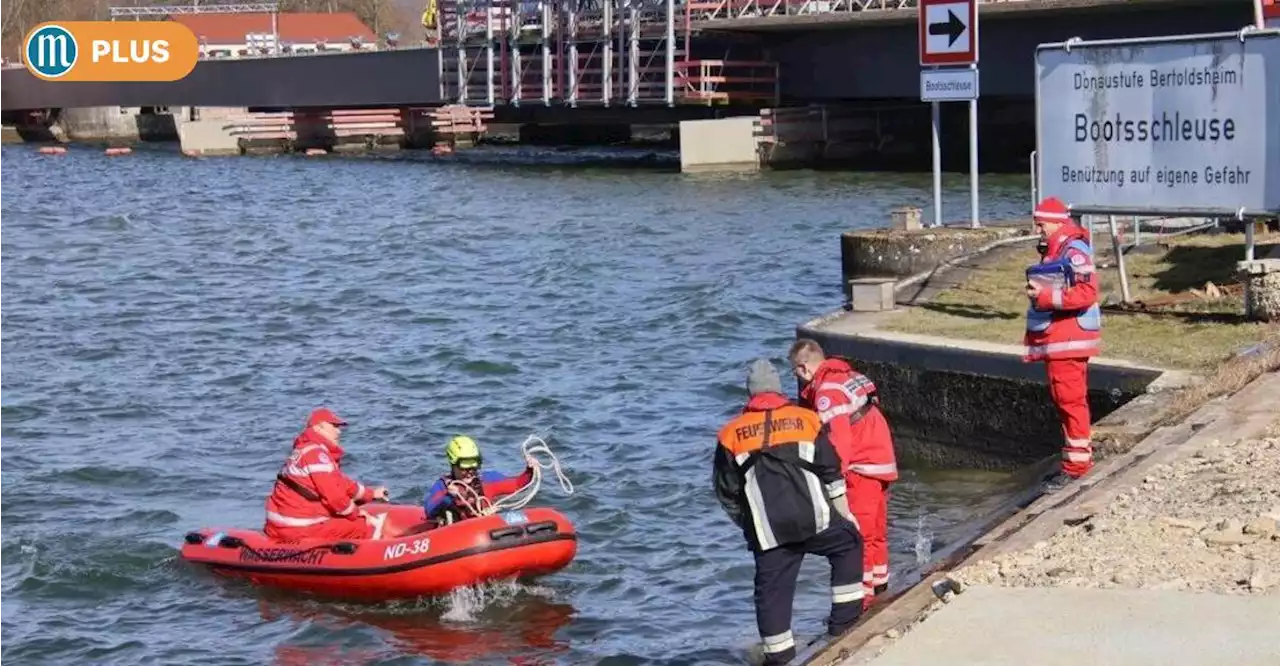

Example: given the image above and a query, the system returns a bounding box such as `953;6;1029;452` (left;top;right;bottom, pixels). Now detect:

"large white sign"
1035;30;1280;214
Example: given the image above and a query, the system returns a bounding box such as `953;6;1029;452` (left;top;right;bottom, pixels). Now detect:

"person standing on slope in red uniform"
789;339;898;608
1023;196;1102;494
264;407;389;541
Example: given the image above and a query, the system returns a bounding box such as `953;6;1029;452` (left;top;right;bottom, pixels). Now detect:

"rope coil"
444;434;573;518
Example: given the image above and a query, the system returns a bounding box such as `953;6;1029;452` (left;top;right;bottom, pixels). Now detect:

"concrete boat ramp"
851;585;1280;666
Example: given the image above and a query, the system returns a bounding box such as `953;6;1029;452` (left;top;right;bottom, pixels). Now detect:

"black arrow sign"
928;9;967;47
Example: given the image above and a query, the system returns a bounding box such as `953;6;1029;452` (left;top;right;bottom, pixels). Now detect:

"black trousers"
753;519;864;666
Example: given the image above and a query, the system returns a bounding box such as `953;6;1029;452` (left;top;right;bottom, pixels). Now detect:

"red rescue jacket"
263;429;375;537
1023;225;1101;362
800;358;898;482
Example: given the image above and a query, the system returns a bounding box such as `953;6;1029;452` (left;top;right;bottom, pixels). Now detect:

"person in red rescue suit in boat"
263;407;390;541
1023;196;1102;494
788;338;898;609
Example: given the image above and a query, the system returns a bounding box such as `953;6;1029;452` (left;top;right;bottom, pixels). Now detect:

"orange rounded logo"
23;21;199;82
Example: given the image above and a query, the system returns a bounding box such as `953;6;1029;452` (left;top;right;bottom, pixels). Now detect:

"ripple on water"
1;145;1035;665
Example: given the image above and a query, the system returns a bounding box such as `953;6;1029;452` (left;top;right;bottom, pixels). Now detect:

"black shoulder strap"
736;410;771;476
276;472;321;502
761;408;774;449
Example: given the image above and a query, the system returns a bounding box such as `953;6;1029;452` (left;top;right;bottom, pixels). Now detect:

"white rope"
444;434;573;518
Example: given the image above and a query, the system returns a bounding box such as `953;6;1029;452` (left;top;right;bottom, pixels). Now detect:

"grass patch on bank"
880;231;1280;370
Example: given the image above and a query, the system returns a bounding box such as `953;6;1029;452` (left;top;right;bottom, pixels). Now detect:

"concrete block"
891;206;923;231
58;106;140;143
678;117;760;173
1237;258;1280;276
1238;258;1280;322
176;118;242;156
849;277;897;312
842;225;1028;281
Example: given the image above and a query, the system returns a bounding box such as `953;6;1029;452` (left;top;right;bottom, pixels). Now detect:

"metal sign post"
919;0;980;228
1035;28;1280;304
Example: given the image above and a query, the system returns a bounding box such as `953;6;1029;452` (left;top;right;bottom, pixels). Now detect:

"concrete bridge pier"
59;107;179;146
174;107;250;157
173;106;494;157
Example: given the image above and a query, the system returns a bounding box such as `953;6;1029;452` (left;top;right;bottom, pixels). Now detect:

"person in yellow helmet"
422;435;535;523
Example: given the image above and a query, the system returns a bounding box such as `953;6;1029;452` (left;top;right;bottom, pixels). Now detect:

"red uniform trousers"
1045;357;1093;478
846;472;890;601
265;516;375;542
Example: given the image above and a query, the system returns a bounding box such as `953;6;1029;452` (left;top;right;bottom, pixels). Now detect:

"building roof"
171;12;377;45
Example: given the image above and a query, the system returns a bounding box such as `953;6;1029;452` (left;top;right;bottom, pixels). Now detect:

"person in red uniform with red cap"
263;407;389;541
1023;196;1102;493
788;338;898;608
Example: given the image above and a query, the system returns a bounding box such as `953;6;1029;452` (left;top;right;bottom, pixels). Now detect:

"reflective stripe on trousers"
849;462;897;477
265;511;328;527
1063;437;1093;463
762;630;794;655
872;564;890;587
1026;338;1099;358
832;583;863;605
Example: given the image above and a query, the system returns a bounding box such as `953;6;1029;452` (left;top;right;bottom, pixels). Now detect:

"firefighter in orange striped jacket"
1024;196;1102;493
713;359;864;665
789;338;897;608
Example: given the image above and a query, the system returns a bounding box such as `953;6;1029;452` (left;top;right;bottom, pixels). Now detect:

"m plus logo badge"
20;21;199;82
24;24;78;80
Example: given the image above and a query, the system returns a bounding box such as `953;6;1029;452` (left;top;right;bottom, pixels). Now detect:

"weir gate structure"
1;0;1265;171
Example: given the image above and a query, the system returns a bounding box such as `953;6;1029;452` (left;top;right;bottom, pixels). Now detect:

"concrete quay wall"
795;315;1170;469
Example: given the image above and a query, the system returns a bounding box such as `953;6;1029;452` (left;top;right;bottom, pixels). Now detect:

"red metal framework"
221;107;492;147
435;0;779;107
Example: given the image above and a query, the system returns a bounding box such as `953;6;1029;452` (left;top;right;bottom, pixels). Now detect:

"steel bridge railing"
683;0;1106;23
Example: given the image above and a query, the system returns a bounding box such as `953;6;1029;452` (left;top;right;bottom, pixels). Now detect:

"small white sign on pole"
1035;29;1280;215
921;67;979;102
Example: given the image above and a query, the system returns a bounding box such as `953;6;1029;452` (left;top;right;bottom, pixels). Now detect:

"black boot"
1040;471;1076;495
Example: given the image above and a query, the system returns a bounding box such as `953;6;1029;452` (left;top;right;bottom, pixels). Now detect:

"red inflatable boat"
179;504;577;601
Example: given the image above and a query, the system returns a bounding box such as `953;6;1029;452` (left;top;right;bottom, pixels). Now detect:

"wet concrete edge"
799;369;1280;666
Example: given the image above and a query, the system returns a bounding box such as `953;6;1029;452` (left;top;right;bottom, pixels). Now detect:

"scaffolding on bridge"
433;0;780;108
108;2;280;18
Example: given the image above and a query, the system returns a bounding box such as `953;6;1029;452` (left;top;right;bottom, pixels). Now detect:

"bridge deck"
687;0;1208;31
0;0;1250;113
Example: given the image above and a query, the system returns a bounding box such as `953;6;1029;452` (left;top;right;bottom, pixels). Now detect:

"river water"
3;144;1034;665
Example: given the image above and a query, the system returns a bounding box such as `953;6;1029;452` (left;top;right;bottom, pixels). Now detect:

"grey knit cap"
746;358;783;396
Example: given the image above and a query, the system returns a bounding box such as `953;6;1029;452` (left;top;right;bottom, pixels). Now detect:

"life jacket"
1024;228;1101;361
435;473;485;523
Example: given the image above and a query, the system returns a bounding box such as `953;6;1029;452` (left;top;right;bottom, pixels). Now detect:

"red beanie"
1033;197;1072;224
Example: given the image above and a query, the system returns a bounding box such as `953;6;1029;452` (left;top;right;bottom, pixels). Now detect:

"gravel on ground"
954;417;1280;596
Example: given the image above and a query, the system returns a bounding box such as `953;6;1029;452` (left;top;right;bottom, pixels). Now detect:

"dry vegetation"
881;230;1280;370
2;0;425;57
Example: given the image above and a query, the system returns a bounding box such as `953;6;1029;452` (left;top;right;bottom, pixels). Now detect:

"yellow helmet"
445;435;482;468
